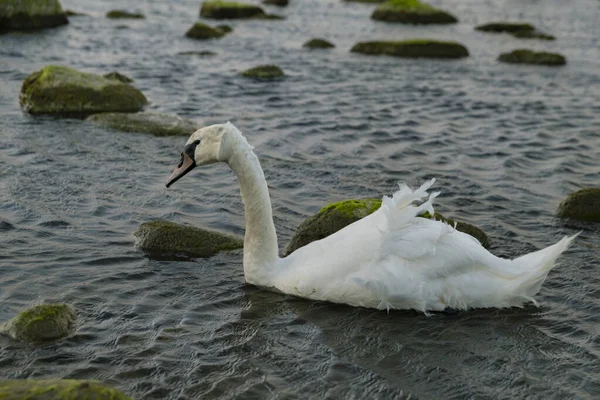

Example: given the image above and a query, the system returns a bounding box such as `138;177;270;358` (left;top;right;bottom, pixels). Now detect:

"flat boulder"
558;188;600;222
87;112;200;136
106;10;144;19
285;198;489;255
185;21;231;39
242;64;284;79
200;1;267;19
372;0;457;24
0;380;131;400
134;220;243;259
475;22;554;40
0;0;68;33
351;39;468;59
2;303;76;343
20;65;148;116
498;49;566;66
303;38;335;49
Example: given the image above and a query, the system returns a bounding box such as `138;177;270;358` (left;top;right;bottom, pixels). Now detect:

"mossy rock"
103;71;133;83
242;64;284;79
177;50;217;57
134;220;243;259
106;10;144;19
19;65;148;116
284;198;489;255
87;112;200;136
303;38;335;49
2;303;76;343
351;39;468;59
475;22;554;40
64;9;86;16
263;0;288;6
200;1;266;19
0;0;68;33
371;0;457;24
498;49;566;66
0;380;131;400
558;188;600;222
185;22;231;39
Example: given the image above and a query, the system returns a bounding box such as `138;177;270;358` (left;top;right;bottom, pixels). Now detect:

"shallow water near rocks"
1;0;600;398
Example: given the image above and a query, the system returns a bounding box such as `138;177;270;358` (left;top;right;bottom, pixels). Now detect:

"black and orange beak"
165;140;200;188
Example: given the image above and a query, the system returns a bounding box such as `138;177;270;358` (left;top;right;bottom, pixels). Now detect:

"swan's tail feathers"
380;179;439;232
511;233;579;304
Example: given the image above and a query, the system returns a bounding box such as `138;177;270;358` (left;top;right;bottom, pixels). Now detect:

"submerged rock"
19;65;148;116
0;0;68;33
351;39;468;59
0;380;131;399
106;10;144;19
263;0;288;6
200;1;266;19
303;38;335;49
498;49;566;66
185;22;232;39
242;64;284;79
177;50;217;57
134;220;243;259
558;188;600;222
285;198;489;255
103;71;133;83
371;0;457;24
475;22;555;40
2;303;76;343
87;112;200;136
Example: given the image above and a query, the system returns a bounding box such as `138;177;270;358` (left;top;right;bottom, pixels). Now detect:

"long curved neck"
226;137;279;285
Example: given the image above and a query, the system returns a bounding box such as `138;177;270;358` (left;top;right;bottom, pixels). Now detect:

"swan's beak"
166;151;196;188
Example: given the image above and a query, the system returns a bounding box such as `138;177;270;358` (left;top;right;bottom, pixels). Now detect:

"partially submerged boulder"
177;50;217;57
475;22;554;40
185;21;231;39
200;1;266;19
87;112;200;136
19;65;148;116
284;198;489;255
106;10;144;19
372;0;457;24
103;71;133;83
241;64;284;79
263;0;288;6
0;0;68;33
2;303;76;343
351;39;468;59
558;188;600;222
303;38;335;49
498;49;566;66
134;220;243;258
0;380;131;400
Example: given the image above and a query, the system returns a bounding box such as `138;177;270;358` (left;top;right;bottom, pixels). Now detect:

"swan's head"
165;122;233;188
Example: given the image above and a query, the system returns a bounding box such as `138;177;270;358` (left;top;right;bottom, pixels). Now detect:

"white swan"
166;122;576;313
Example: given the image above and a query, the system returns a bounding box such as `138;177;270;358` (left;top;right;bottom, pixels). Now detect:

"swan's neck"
227;139;279;285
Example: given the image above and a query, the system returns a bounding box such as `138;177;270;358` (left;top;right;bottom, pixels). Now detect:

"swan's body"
166;123;576;313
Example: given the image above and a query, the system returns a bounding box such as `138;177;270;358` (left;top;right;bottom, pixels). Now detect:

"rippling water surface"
1;0;600;398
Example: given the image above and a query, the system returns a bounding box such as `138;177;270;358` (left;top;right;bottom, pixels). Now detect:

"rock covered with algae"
106;10;144;19
0;379;131;400
1;303;76;343
134;220;243;259
475;22;555;40
241;64;285;79
498;49;566;66
185;21;232;39
558;188;600;222
0;0;68;33
87;112;201;136
351;39;468;59
371;0;457;24
285;198;489;255
200;1;273;19
19;65;148;116
303;38;335;49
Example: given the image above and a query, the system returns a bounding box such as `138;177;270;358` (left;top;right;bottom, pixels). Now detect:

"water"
1;0;600;398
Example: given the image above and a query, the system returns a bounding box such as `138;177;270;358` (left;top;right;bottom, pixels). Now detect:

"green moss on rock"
19;65;148;116
200;1;266;19
103;71;133;83
87;112;200;136
177;50;217;57
2;303;76;343
106;10;144;19
558;188;600;222
0;0;68;32
0;379;131;400
498;49;566;66
475;22;555;40
371;0;457;24
285;198;489;255
303;38;335;49
185;21;231;39
351;39;469;59
134;220;243;259
242;64;284;79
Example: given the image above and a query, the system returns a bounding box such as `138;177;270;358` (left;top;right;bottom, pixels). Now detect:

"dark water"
1;0;600;398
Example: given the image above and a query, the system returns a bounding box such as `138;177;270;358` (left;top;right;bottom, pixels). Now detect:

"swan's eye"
194;139;200;145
